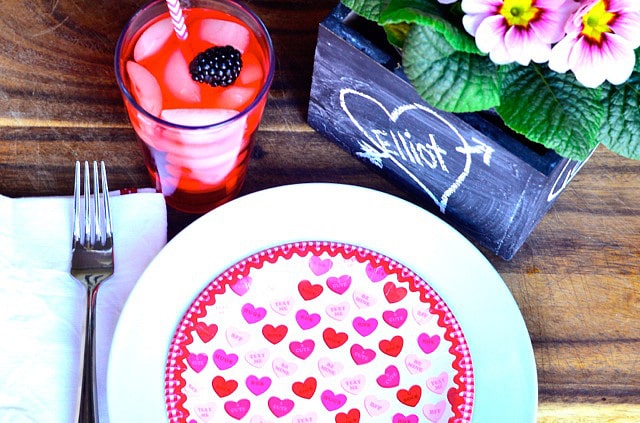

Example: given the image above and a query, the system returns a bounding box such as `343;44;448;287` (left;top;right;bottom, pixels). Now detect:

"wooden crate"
307;4;594;260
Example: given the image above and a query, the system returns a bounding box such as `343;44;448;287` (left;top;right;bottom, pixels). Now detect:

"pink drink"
115;0;274;213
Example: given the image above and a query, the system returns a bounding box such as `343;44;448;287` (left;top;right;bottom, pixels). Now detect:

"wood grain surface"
1;1;639;421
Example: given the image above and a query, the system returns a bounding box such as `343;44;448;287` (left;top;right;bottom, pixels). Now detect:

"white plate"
107;183;537;422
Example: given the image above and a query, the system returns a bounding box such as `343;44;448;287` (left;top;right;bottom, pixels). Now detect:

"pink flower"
462;0;579;66
549;0;640;88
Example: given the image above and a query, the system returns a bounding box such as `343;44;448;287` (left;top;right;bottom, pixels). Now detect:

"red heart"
298;280;324;301
194;322;218;343
379;335;404;357
292;377;317;399
323;328;349;349
212;376;238;398
262;324;288;344
396;385;422;407
448;387;465;410
383;282;407;303
335;408;360;423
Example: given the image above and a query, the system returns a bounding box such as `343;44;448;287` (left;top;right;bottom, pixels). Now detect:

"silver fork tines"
71;160;114;423
73;161;112;249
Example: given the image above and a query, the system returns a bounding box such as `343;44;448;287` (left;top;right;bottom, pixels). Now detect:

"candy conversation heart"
187;353;208;373
245;375;272;396
224;399;250;420
165;242;474;422
292;377;317;399
366;262;387;282
212;376;238;398
267;396;295;417
194;322;218;343
309;255;333;275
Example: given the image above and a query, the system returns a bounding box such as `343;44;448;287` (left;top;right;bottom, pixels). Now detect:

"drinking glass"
115;0;275;213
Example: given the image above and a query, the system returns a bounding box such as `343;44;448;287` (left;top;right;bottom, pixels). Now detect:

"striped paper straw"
166;0;188;40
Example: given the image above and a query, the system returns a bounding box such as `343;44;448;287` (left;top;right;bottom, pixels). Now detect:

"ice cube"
126;61;163;116
238;53;264;85
160;108;248;185
160;108;239;127
159;108;247;159
214;86;256;110
134;18;174;62
164;50;202;104
197;19;250;53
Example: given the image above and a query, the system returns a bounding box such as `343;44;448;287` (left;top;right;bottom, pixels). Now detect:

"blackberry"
189;45;242;87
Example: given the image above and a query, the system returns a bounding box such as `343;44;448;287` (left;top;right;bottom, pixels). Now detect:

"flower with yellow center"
581;0;615;43
462;0;578;66
549;0;640;88
500;0;541;28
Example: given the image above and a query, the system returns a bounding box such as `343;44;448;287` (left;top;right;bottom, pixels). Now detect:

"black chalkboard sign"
308;5;595;260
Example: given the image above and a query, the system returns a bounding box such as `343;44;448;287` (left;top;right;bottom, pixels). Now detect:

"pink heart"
376;365;400;388
364;395;390;417
340;374;366;394
187;352;208;373
325;301;350;321
194;403;216;422
318;357;344;377
246;375;272;396
352;316;378;337
326;275;352;294
295;309;322;330
213;349;239;370
309;256;333;276
225;327;250;347
289;339;315;360
418;333;441;354
426;371;449;394
245;348;270;368
268;396;295;417
352;291;377;309
382;308;408;328
291;413;317;422
223;399;250;420
230;276;252;296
423;400;447;423
272;358;298;378
241;303;267;324
412;304;433;325
320;389;347;411
392;413;419;423
350;344;376;365
405;354;431;375
366;263;387;282
270;297;294;315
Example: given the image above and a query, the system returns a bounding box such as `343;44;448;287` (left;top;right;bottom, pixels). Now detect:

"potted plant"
307;0;640;259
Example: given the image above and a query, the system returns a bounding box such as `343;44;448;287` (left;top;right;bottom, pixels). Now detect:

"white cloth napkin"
0;191;167;423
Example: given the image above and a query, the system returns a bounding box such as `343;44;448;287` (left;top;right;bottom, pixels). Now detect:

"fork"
71;161;114;423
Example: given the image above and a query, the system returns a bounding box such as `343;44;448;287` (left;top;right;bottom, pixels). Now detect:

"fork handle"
78;285;99;423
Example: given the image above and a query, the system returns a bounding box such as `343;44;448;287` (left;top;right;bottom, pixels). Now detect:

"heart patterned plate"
165;241;474;422
107;184;537;422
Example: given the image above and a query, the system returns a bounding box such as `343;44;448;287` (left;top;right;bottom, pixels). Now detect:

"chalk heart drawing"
340;88;493;213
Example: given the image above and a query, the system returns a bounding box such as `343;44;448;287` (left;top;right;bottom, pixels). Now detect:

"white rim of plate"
107;183;537;422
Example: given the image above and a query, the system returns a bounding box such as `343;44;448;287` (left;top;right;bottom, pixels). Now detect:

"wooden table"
1;1;639;421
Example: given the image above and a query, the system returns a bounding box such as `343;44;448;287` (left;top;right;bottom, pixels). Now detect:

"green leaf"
599;74;640;160
403;24;500;113
383;22;411;48
340;0;391;21
496;65;604;160
378;0;478;54
380;0;442;22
